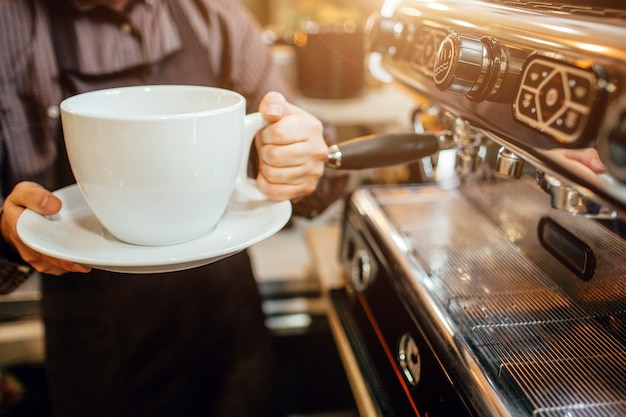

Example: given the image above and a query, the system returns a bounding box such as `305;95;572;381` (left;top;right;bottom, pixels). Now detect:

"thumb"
8;182;62;216
259;91;287;122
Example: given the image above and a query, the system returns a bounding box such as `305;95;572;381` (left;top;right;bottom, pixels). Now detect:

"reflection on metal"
495;148;525;180
537;171;617;218
351;249;374;291
452;117;484;177
264;313;313;335
398;333;421;386
326;144;342;169
342;183;626;416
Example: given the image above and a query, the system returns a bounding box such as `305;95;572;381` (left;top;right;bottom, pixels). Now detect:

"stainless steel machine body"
332;1;626;416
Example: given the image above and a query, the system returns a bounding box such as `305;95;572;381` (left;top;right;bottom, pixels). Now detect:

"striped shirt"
0;0;294;291
0;0;291;203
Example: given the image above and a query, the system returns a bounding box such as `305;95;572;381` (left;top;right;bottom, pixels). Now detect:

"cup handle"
234;112;270;201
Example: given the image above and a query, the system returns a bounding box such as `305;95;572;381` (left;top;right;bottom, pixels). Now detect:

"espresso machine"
327;1;626;415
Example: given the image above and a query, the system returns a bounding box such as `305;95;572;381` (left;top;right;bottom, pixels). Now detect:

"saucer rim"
16;184;291;271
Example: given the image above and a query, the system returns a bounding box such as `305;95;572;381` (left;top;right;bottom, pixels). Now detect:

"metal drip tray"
351;178;626;416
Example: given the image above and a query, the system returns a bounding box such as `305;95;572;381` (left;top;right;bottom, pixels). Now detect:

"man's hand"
256;92;328;201
1;182;91;275
544;148;607;175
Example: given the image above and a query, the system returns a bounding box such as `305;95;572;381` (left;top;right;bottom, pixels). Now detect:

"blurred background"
243;0;383;29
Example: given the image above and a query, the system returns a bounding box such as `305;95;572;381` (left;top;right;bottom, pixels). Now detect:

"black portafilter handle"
325;133;440;170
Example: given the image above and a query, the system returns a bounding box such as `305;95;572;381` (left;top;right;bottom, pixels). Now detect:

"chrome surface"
345;180;626;416
350;249;374;291
326;144;342;169
397;333;421;386
543;173;617;218
495;148;525;179
369;0;626;212
337;2;626;416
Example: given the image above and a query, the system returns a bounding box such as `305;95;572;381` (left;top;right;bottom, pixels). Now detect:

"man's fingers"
9;182;62;215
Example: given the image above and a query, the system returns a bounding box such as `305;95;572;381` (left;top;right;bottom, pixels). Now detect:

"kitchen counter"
0;274;45;367
0;319;45;366
295;83;417;132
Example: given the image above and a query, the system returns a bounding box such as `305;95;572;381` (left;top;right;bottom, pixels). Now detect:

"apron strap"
47;0;80;98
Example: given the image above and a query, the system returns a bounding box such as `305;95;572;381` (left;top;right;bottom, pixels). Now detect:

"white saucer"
16;184;292;274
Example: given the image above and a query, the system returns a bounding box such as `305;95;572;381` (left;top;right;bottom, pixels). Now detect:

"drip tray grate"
369;180;626;415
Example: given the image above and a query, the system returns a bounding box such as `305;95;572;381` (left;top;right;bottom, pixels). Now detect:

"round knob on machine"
350;249;373;291
398;333;421;386
434;33;484;94
434;33;503;102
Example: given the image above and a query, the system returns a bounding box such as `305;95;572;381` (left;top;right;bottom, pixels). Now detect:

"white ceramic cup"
60;85;269;246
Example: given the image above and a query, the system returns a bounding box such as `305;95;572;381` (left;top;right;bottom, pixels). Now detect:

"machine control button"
433;32;515;102
522;61;553;89
398;333;421;386
568;73;592;106
540;71;565;110
434;33;485;96
514;57;597;144
516;88;539;122
549;107;584;137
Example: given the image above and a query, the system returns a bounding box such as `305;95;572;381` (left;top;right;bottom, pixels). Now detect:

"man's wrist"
0;206;21;263
0;207;34;294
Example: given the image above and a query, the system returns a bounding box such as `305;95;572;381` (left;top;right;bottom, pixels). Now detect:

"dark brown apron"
43;2;278;416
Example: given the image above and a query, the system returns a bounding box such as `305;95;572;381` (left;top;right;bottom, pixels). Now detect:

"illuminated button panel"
514;57;597;144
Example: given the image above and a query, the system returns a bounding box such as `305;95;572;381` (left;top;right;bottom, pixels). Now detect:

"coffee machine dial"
433;32;524;103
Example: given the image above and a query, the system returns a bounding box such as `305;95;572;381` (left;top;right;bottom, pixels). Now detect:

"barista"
0;0;347;416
